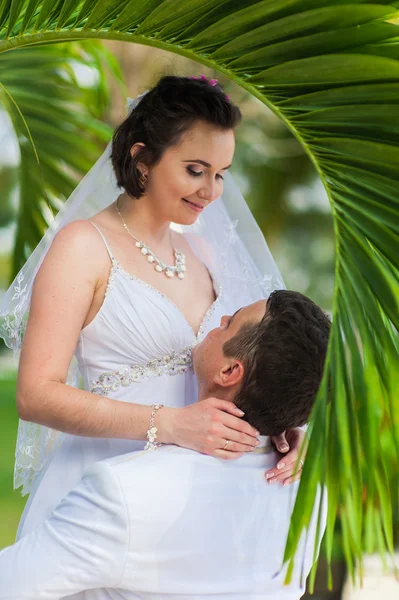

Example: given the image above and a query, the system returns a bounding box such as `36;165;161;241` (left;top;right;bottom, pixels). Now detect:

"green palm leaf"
1;0;398;586
0;40;123;274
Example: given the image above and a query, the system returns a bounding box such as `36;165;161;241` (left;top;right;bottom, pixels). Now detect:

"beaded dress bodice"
75;223;223;397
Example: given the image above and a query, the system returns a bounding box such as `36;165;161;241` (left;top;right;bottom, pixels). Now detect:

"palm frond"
1;0;399;584
0;39;124;274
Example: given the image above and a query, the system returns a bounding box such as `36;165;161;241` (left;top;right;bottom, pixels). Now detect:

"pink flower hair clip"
190;74;230;100
190;74;217;85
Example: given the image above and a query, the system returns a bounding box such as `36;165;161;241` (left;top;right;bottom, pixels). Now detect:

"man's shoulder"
104;445;203;474
102;445;279;475
98;445;224;495
100;447;206;523
99;445;279;492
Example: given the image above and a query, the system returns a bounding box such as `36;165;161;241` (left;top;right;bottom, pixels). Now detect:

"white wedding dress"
16;222;226;540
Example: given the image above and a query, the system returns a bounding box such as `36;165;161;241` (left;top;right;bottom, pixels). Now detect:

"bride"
1;75;305;540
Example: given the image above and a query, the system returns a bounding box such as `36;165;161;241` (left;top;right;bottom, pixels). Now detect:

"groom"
0;290;330;600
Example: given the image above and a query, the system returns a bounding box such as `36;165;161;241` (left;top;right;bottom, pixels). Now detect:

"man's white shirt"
0;438;325;599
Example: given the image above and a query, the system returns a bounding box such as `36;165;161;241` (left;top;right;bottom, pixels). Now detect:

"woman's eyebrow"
182;159;231;170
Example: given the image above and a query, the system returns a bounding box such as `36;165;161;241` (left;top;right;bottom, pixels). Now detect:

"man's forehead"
236;300;267;322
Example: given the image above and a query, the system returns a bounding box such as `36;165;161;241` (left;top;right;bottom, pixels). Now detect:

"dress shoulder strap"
88;221;114;261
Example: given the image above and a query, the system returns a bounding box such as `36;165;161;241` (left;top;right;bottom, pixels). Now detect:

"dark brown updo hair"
111;75;241;199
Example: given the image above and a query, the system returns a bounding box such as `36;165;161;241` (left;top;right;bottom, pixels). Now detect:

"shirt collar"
251;435;274;455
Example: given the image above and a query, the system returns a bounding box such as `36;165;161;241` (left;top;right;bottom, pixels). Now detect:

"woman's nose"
198;179;222;202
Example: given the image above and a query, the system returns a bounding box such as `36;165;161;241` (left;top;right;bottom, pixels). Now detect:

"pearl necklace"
115;198;186;280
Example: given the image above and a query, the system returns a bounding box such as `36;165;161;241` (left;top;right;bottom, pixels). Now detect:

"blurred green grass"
0;373;27;549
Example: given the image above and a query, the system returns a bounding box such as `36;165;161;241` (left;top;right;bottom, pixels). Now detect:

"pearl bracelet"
144;403;164;451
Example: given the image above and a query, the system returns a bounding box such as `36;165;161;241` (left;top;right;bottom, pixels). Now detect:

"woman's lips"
182;198;204;213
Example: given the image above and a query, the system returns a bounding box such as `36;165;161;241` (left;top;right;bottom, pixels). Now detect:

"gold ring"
223;440;229;451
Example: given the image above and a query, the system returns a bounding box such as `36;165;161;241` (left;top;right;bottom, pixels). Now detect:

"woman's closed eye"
187;167;224;181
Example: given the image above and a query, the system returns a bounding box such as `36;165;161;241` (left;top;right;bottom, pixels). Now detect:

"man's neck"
197;384;234;404
197;389;272;452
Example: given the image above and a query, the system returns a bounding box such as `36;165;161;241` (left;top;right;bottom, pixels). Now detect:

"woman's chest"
110;243;217;336
78;264;224;367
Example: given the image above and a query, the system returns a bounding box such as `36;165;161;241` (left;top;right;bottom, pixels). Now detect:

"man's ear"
214;359;244;388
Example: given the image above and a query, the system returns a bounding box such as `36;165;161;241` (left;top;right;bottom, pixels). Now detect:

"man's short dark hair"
223;290;331;436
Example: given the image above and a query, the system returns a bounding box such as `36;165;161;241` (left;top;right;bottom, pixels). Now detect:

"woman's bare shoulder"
53;219;102;246
51;219;107;257
40;219;110;283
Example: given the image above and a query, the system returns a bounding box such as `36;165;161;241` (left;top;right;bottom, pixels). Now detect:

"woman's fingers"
266;427;307;481
270;432;290;453
265;459;303;484
212;449;247;460
265;455;293;481
276;447;300;470
282;471;302;486
210;399;260;437
217;435;257;454
219;423;260;449
202;431;259;457
210;397;247;418
170;397;261;458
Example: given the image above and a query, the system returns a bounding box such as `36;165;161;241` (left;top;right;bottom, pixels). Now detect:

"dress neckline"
111;258;222;340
